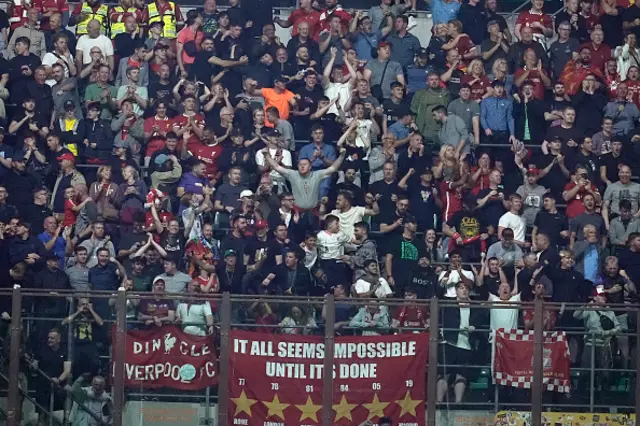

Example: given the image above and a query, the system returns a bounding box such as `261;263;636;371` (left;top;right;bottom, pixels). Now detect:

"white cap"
239;190;254;198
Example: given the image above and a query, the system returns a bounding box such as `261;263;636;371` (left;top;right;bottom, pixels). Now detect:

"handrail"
0;369;65;426
25;359;109;426
0;329;108;426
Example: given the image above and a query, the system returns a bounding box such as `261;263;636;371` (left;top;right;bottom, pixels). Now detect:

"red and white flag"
492;329;571;393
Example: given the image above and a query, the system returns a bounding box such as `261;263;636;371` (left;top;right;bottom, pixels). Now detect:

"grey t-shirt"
281;169;326;210
155;272;192;294
319;33;345;68
65;265;90;291
275;119;295;151
438;114;470;154
570;212;607;242
447;98;479;134
368;4;405;30
603;181;640;215
365;58;403;99
548;38;580;79
516;184;548;226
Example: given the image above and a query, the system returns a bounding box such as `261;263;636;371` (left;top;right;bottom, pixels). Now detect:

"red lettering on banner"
113;326;218;390
228;330;429;426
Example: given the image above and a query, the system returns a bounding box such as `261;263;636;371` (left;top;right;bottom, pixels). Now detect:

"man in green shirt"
411;71;449;149
84;64;117;120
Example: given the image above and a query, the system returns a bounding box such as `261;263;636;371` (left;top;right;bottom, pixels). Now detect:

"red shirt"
393;306;429;332
187;141;224;180
313;7;351;39
63;199;78;227
177;26;204;65
440;180;463;222
287;8;321;37
34;0;69;30
172;113;205;150
456;35;475;62
580;42;611;72
514;68;546;99
145;210;174;230
516;10;553;36
562;181;600;218
627;80;640;107
461;75;491;100
471;167;490;195
144;116;173;157
579;12;599;37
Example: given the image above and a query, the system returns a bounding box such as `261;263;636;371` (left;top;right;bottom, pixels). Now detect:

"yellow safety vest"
76;3;109;36
110;6;139;38
147;1;177;39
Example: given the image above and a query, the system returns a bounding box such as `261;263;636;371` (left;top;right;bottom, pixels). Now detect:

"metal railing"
2;287;640;426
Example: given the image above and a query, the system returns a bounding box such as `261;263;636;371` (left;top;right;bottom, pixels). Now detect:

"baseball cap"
224;249;237;257
417;47;428;57
255;219;268;229
240;189;254;198
526;167;539;176
266;128;280;138
150;20;165;27
12;151;25;162
154;153;169;166
63;100;76;111
491;79;505;88
274;75;287;84
378;41;392;49
231;128;244;137
57;153;75;163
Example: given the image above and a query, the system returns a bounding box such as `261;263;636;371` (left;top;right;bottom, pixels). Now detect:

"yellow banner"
494;411;636;425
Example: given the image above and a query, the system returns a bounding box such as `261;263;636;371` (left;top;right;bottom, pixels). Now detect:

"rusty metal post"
635;310;640;424
531;298;544;426
112;288;127;426
218;292;232;426
6;285;22;426
426;297;439;426
322;295;335;426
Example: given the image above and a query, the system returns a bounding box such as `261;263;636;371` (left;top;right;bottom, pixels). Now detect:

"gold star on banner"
333;395;358;421
295;395;322;422
262;394;290;420
394;391;422;417
363;393;390;420
231;390;257;416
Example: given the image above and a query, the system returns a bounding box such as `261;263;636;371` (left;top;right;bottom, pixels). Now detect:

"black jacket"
4;170;41;212
272;263;312;296
440;301;482;345
513;98;547;144
78;118;114;162
8;235;46;268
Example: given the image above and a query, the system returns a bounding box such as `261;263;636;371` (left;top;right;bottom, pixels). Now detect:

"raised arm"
320;147;347;178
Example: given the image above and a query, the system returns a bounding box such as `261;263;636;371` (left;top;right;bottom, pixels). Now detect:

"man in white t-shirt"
352;259;393;298
438;250;475;298
75;20;114;70
323;191;379;239
487;282;521;333
498;193;527;247
322;46;357;114
42;33;77;87
317;214;351;284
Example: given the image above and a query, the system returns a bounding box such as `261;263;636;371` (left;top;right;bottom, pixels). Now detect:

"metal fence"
1;287;640;426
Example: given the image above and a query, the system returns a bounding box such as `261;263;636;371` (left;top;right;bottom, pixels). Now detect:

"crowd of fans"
0;0;640;418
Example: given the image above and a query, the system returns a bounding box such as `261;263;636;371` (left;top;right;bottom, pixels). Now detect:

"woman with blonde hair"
433;143;467;181
461;59;493;101
489;58;514;95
